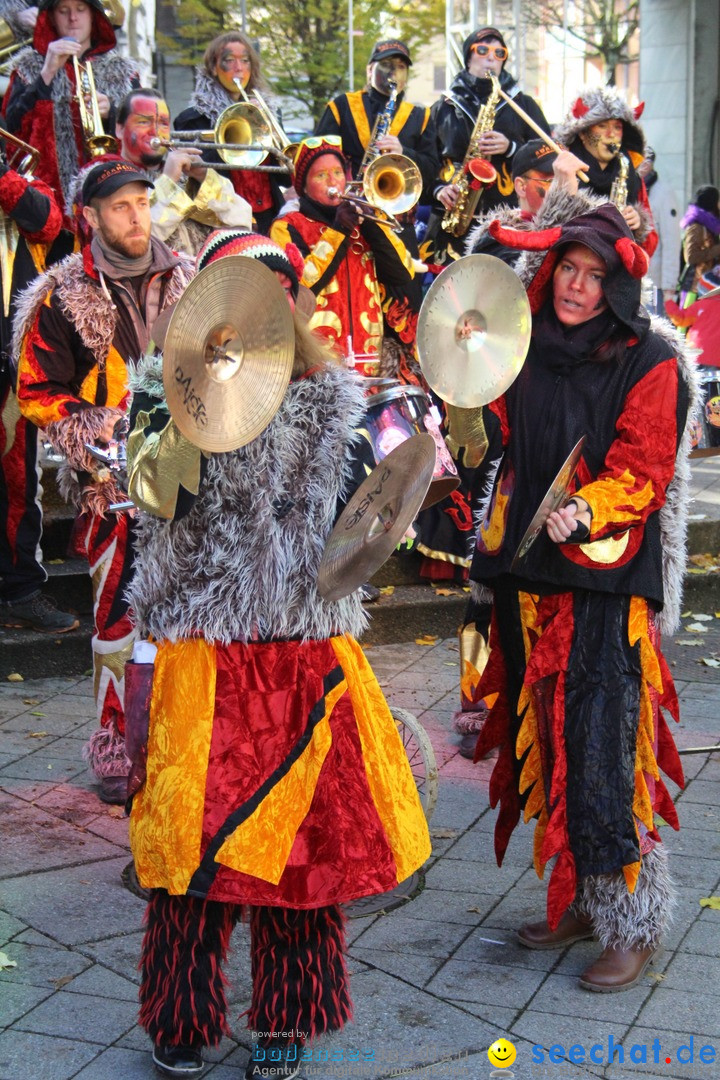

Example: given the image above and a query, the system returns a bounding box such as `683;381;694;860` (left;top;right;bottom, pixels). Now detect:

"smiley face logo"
488;1038;517;1069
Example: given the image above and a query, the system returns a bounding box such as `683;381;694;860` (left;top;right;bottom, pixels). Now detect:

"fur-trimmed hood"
554;86;646;159
128;362;369;644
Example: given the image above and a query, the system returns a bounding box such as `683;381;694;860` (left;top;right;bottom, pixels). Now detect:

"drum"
690;368;720;457
364;385;459;510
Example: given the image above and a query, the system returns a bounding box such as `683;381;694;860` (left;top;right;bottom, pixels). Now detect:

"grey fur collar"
554;86;646;156
10;49;137;213
128;351;165;401
189;68;236;124
128;363;369;643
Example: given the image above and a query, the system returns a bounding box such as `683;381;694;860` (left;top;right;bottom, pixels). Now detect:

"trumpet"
153;102;293;173
0;125;40;176
72;56;119;157
233;78;297;166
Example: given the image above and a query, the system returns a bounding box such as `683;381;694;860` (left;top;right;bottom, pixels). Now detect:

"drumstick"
496;87;590;184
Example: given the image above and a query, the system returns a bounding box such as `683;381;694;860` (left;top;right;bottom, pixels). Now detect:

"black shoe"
1;591;79;633
152;1042;205;1076
360;582;381;603
98;775;128;805
245;1038;302;1080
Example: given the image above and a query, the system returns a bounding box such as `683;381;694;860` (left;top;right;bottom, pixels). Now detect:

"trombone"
334;153;422;233
72;56;119;157
233;78;298;166
151;102;294;173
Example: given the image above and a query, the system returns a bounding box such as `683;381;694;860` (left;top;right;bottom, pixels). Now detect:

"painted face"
84;182;152;260
51;0;93;50
117;95;171;169
305;153;346;206
552;243;608;327
214;42;252;93
515;169;552;214
579;118;624;165
370;57;408;95
467;38;506;78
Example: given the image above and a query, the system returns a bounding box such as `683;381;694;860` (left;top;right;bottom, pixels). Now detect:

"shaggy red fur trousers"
139;891;352;1048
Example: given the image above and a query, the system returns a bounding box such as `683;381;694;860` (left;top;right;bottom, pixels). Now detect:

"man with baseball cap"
14;157;194;805
315;37;439;201
428;26;550;259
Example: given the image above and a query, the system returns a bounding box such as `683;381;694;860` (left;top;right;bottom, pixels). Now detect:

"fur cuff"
45;407;125;472
82;725;131;779
452;707;488;735
578;845;675;950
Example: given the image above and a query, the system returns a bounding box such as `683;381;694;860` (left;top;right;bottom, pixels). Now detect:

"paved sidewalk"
1;628;719;1080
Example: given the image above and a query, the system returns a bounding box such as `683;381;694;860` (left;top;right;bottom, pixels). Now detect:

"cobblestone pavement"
1;625;719;1080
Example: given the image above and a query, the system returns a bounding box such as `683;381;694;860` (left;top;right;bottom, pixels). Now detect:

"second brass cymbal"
417;253;531;408
163;257;294;452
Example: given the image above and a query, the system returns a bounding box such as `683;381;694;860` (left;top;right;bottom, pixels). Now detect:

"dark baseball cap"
511;139;557;180
368;39;412;66
81;159;154;204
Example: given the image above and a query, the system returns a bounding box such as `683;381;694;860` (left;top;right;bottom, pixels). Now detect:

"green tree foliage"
156;0;235;63
247;0;444;123
522;0;639;84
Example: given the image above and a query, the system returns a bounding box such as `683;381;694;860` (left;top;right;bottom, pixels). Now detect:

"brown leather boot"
579;945;655;992
517;910;594;950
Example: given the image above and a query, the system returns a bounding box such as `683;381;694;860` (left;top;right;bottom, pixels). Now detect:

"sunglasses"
300;135;343;150
471;44;508;60
523;175;552;186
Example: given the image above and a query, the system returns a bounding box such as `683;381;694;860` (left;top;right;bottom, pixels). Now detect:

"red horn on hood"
488;220;563;251
571;97;590;119
615;236;649;279
633;101;645;120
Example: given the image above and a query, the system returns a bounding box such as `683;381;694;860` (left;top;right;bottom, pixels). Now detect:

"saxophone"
441;74;501;237
358;79;399;177
609;145;629;209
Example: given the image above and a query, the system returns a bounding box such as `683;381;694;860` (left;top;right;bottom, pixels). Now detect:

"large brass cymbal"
511;436;586;567
317;433;436;602
417;253;531;408
163;257;294;452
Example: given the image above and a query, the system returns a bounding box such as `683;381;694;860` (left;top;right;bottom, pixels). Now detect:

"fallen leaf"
700;658;720;668
7;673;24;682
648;972;666;983
699;896;720;909
107;805;125;818
22;698;40;705
435;587;461;596
654;815;669;827
51;975;74;988
686;623;709;633
0;951;17;970
444;661;458;667
462;586;471;592
715;612;720;619
675;639;703;647
430;828;459;839
415;634;438;646
47;558;65;565
690;613;713;621
681;610;692;618
689;553;720;568
25;731;49;739
466;906;485;914
378;585;394;596
30;711;46;717
687;567;711;575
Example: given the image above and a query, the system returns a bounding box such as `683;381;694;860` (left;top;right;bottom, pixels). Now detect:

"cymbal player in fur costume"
122;229;431;1079
467;205;697;992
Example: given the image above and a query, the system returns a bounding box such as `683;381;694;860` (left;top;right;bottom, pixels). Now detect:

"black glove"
332;199;361;235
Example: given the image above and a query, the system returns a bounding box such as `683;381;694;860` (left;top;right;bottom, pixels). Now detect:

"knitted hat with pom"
196;229;302;299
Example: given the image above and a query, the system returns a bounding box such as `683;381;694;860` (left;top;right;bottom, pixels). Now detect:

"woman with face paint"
173;31;289;236
270;135;422;378
554;86;658;257
465;205;698;994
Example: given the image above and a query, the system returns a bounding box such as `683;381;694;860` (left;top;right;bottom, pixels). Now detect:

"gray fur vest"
128;363;369;644
9;48;137;212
